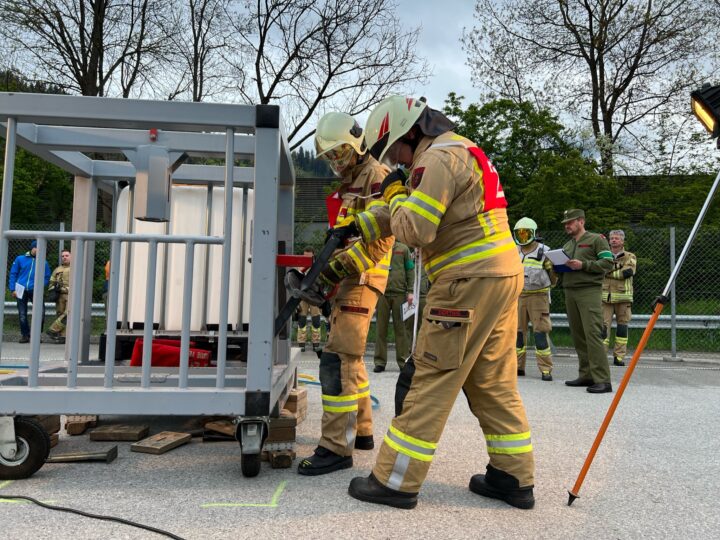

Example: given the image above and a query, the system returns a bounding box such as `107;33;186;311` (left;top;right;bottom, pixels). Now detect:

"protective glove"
380;168;408;204
319;259;349;288
326;215;360;243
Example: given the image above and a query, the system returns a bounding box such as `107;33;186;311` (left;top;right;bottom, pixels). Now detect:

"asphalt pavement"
1;346;719;539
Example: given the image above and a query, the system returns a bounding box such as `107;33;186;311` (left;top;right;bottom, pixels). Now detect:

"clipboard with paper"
545;248;573;272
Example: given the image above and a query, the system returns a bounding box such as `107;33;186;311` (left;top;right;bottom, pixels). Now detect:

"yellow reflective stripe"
516;347;526;354
384;435;433;462
487;444;533;455
536;348;552;356
366;199;385;209
485;431;531;442
322;393;362;402
403;199;441;225
389;194;407;216
389;425;437;450
324;404;358;413
347;243;373;272
523;260;543;268
615;337;628;344
485;431;532;455
411;190;446;213
356;210;381;243
425;230;515;281
522;287;551;294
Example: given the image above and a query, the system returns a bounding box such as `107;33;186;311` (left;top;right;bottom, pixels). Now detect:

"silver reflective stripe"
387;452;411;491
357;212;379;241
345;411;357;450
322;398;358;409
406;193;444;221
486;437;531;449
427;234;515;275
386;428;435;458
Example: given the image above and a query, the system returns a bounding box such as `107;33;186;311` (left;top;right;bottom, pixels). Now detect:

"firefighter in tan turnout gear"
297;112;394;476
513;218;557;381
602;229;637;366
347;96;535;510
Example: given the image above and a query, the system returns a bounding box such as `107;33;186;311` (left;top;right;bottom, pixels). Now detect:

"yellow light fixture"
691;84;720;138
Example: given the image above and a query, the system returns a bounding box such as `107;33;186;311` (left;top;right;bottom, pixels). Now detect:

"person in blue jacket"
8;240;51;343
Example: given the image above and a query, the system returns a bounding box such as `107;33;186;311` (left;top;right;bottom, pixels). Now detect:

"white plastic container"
115;185;253;331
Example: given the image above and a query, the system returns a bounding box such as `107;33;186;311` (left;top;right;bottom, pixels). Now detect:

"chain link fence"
3;223;720;359
3;222;110;338
541;226;720;359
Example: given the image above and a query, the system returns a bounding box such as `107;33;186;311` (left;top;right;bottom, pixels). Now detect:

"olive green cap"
561;209;585;223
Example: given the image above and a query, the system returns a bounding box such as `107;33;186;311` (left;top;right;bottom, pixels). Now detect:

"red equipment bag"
129;338;212;367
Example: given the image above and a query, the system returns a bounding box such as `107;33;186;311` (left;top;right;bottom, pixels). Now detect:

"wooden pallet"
131;432;192;455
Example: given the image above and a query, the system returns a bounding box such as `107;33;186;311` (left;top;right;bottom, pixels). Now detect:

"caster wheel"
241;452;262;478
0;417;50;480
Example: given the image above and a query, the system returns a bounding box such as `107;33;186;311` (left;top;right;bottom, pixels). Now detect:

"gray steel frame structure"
0;92;298;419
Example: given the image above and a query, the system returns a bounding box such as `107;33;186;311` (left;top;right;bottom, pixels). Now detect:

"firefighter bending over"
297;112;394;476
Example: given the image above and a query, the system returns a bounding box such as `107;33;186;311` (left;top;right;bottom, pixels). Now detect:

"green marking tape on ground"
201;480;287;508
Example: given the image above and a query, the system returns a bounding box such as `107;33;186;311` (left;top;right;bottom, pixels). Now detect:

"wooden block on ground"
89;424;149;441
46;445;118;464
131;432;192;455
265;426;296;443
269;416;297;429
286;387;307;403
268;450;295;469
204;420;235;437
49;432;59;448
65;415;98;436
32;415;61;435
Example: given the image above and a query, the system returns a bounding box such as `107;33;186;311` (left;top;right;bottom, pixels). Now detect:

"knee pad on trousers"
533;332;548;351
516;331;524;349
616;324;628;338
311;315;321;328
298;315;307;327
395;358;416;417
600;324;608;340
319;351;342;396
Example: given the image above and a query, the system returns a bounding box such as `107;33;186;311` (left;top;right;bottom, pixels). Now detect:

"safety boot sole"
469;474;535;509
348;476;418;509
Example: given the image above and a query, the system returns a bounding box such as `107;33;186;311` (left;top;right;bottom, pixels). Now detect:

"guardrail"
4;302;106;317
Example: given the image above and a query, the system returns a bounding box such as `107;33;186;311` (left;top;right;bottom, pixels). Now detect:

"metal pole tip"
567;490;579;506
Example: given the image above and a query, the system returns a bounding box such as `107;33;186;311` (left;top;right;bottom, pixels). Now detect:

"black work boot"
587;382;613;393
469;465;535;510
355;435;374;450
373;365;385;373
298;446;352;476
565;377;594;387
517;369;525;377
312;342;321;352
348;474;418;509
613;356;626;367
541;371;552;381
300;343;306;352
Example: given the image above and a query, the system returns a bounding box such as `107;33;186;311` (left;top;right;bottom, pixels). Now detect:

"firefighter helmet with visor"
314;112;366;176
363;96;427;167
513;217;538;246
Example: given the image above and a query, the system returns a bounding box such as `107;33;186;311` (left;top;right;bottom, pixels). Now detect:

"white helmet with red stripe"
363;96;427;164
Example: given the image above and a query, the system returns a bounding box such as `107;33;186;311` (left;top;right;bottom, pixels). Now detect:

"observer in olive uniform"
346;96;535;511
296;112;394;476
374;240;414;372
560;209;614;394
296;247;324;353
601;229;637;366
513;218;557;381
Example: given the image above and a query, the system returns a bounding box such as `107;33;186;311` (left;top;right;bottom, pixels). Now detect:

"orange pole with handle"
567;301;665;506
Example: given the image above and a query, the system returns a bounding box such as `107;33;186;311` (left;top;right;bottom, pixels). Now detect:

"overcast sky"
397;0;480;110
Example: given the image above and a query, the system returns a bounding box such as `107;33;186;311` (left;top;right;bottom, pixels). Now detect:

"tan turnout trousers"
516;293;553;374
319;279;380;456
602;301;632;361
372;274;535;493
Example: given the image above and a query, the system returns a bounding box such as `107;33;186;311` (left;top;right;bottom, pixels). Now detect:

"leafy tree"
0;70;72;224
443;93;625;230
463;0;719;176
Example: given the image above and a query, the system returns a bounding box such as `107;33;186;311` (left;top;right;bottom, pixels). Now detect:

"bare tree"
0;0;167;97
160;0;233;102
463;0;719;175
225;0;429;149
